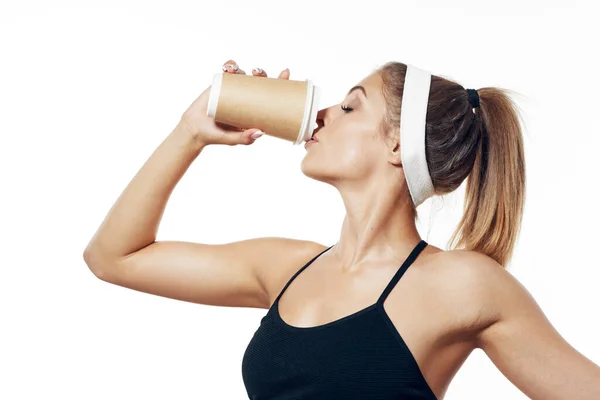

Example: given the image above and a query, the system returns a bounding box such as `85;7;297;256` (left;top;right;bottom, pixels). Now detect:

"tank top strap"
273;244;334;305
376;240;428;305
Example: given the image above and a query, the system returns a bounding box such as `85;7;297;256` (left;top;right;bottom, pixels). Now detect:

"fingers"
252;68;268;77
223;60;290;80
277;68;290;80
214;120;264;146
222;60;246;75
252;67;290;80
222;128;265;146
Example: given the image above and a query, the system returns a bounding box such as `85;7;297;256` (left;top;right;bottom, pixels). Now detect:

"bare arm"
83;60;287;263
88;236;325;308
470;254;600;399
83;122;202;262
83;122;326;308
83;62;326;309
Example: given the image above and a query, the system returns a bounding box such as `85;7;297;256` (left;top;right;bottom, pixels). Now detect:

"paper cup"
207;72;321;145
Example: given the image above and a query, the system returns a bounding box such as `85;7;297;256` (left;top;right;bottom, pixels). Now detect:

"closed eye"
341;104;354;113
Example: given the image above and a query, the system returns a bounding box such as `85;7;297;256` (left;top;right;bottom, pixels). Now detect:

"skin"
294;70;600;399
83;60;600;400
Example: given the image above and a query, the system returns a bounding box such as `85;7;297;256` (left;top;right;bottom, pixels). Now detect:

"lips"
305;127;320;143
304;133;318;148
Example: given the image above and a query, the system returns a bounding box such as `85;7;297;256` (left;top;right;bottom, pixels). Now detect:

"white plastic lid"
294;80;322;145
307;85;321;138
206;73;222;118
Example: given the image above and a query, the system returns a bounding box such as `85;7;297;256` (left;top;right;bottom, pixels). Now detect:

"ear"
387;128;403;167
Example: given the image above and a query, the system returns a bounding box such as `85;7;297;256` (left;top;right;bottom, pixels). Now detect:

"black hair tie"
466;88;480;109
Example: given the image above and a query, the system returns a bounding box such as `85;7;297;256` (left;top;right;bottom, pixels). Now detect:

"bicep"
92;237;310;309
476;269;600;400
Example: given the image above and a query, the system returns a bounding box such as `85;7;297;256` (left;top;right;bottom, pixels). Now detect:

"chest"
241;249;485;399
273;256;469;344
242;300;443;399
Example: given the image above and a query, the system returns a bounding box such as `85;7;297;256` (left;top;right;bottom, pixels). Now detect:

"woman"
83;59;600;399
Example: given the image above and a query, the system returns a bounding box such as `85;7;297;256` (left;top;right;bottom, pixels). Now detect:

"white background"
1;0;599;399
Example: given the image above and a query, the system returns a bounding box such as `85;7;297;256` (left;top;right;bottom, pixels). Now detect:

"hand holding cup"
180;60;290;147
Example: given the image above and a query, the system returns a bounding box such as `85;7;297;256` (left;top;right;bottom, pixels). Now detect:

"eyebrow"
347;85;367;98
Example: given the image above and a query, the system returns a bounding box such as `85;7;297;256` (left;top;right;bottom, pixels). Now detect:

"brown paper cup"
206;72;321;145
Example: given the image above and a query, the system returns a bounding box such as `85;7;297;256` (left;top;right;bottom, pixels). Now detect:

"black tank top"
241;239;437;400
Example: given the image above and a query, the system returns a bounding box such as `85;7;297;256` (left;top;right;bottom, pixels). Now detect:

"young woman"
83;59;600;399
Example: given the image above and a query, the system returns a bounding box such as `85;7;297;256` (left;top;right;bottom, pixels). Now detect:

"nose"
315;105;336;128
315;108;326;129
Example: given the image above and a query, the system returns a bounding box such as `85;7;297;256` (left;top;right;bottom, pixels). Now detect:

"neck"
330;177;422;271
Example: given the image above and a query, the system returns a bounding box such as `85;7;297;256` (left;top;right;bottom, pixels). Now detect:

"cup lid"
295;80;321;145
206;73;223;119
307;85;321;138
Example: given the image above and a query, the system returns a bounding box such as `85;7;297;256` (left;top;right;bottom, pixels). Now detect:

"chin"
301;158;344;184
300;157;328;182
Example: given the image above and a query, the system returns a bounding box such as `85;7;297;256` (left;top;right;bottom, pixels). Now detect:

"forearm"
84;121;206;265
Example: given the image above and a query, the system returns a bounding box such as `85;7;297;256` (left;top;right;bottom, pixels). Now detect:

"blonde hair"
378;62;526;267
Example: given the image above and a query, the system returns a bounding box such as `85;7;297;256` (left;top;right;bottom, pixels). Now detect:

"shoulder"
431;248;505;278
422;249;520;331
266;238;330;266
426;248;507;289
252;237;329;307
428;254;600;398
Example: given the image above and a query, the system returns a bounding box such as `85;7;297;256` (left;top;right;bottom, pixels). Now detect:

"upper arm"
84;237;327;309
473;255;600;400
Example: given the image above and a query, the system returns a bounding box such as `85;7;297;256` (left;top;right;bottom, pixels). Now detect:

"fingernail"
250;130;264;139
253;68;263;74
223;63;238;72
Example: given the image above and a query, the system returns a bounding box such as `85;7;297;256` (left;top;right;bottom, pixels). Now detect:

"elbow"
83;245;113;282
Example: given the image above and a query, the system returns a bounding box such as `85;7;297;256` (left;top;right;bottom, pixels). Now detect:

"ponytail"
448;87;527;267
378;62;527;267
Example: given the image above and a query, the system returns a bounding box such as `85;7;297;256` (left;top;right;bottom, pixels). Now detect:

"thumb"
222;128;264;145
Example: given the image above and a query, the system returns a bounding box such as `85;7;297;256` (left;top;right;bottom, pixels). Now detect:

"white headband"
400;64;434;207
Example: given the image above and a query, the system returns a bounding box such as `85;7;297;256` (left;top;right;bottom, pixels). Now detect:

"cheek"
334;133;379;170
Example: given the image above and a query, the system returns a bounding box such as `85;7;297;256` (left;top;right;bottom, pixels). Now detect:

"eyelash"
341;104;354;113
